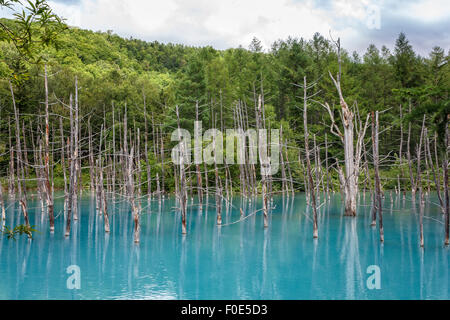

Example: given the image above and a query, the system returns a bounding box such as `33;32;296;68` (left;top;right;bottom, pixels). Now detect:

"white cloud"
399;0;449;22
1;0;448;54
46;0;335;50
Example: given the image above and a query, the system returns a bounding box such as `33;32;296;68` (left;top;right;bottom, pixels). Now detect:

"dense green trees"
0;14;448;192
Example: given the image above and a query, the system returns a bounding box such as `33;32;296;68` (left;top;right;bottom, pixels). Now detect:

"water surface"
0;193;448;299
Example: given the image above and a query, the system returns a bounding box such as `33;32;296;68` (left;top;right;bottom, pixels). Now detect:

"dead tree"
60;117;68;209
370;115;377;228
44;66;54;230
66;94;76;237
285;139;295;196
151;113;161;202
325;133;330;197
425;129;444;212
398;104;404;196
323;38;370;216
98;125;110;233
371;112;383;242
213;113;222;226
279;126;288;196
10;81;30;227
313;134;321;203
303;77;318;239
128;146;140;243
160;126;165;197
257;94;269;227
112;102;117;200
21;121;29;178
0;181;5;226
72;77;80;220
444;116;449;246
143;95;152;201
406;101;416;197
195;101;203;205
415;115;426;204
8;118;15;197
176;105;187;234
88;116;95;192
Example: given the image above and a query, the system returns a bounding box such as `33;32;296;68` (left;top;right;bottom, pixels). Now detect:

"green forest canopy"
0;15;449;191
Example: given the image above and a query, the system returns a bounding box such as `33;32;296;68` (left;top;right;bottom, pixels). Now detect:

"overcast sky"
2;0;449;56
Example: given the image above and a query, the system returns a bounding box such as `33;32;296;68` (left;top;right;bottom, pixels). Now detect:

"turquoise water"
0;193;448;300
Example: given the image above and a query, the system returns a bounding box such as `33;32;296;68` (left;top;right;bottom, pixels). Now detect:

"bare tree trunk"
285;139;294;196
129;147;140;243
407;101;416;197
370;112;377;228
399;104;404;197
257;94;269;227
66;94;75;237
372;112;383;242
426;130;444;212
0;106;5;221
60;117;68;210
423;131;431;195
8;118;15;197
10;81;29;228
415;115;426;204
204;162;209;199
213;113;222;226
416;116;426;247
326;39;369;217
435;133;442;197
151;113;161;203
160;127;165;197
88;116;95;192
22;121;29;178
112;102;116;200
0;181;5;226
444;116;449;246
299;149;309;204
325;133;330;197
313;134;321;203
72;77;79;221
279;126;287;196
43;66;54;231
176;105;187;234
195;101;203;205
235;104;245;197
144;95;151;201
303;77;318;238
98;125;110;233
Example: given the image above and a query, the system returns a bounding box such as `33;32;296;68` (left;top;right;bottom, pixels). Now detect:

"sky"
2;0;449;56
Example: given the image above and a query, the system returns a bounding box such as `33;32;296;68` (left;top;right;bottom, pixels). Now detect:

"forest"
0;0;448;244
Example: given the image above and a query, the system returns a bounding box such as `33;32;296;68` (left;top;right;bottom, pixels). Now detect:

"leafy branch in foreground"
0;222;39;240
0;0;66;65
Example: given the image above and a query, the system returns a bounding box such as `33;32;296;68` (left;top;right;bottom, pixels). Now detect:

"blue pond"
0;193;449;300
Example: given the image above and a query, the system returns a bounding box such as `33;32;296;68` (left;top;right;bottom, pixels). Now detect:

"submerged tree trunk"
98;125;110;233
444;116;449;246
0;179;5;226
407;101;416;198
144;95;152;201
303;77;318;239
399;104;404;197
66;94;75;237
176;105;187;234
372;112;383;242
325;40;369;217
44;66;54;231
10;81;30;228
426;129;444;213
195;101;203;206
